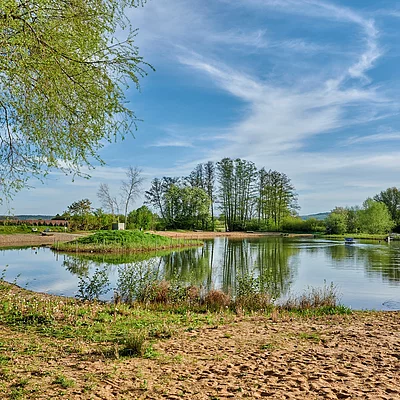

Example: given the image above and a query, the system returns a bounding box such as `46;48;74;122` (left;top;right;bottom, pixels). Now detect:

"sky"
3;0;400;216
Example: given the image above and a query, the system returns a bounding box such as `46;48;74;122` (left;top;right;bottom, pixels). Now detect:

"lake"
1;237;399;310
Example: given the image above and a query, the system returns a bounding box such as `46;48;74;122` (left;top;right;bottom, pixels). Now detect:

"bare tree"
97;183;119;220
121;166;145;225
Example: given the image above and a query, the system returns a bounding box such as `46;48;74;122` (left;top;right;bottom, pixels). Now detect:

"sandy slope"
1;312;398;399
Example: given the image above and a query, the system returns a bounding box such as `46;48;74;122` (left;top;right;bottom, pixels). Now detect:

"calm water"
1;237;399;310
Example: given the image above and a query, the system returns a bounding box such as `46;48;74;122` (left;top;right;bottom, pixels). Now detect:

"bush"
205;290;231;311
282;282;339;310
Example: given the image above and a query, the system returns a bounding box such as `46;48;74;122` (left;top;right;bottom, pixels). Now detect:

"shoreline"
0;231;314;248
152;230;315;239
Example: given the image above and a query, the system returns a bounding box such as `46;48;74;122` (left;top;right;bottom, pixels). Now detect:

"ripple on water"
382;300;400;310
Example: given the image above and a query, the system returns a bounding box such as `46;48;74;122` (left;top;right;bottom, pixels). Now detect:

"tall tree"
120;166;144;226
373;187;400;230
325;207;348;234
186;162;216;230
67;198;93;230
257;170;298;229
217;158;235;231
0;0;151;200
359;198;394;234
97;183;119;220
203;161;216;229
217;158;257;231
145;177;180;224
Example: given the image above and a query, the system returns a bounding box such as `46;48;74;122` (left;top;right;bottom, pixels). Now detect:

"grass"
0;278;359;398
55;230;202;253
52;375;75;389
0;225;68;235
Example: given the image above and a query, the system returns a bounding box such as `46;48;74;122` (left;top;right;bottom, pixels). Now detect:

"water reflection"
1;237;400;309
323;241;400;284
61;237;298;298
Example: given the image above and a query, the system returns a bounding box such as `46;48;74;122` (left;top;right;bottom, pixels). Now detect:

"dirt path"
1;311;398;399
0;233;88;247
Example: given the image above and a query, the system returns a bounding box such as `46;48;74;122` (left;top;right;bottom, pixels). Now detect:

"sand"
0;233;87;247
1;312;398;399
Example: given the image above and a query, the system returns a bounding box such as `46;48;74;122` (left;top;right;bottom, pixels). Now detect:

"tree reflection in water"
62;238;300;299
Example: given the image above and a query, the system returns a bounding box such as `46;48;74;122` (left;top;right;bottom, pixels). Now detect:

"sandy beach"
0;310;398;399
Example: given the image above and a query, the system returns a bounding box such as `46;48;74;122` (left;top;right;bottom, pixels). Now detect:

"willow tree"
0;0;151;200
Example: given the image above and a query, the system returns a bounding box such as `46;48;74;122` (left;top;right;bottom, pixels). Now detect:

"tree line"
145;158;299;231
325;187;400;235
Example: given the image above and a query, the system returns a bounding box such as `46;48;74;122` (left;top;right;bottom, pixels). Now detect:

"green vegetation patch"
55;230;202;253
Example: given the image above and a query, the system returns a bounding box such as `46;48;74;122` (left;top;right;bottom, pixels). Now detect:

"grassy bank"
55;230;203;253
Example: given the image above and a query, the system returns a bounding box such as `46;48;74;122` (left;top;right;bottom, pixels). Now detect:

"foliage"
146;179;211;230
235;272;273;312
146;158;298;232
186;161;216;230
373;187;400;232
76;268;111;300
116;261;159;303
257;168;299;230
325;208;348;234
0;0;152;200
281;216;326;233
127;205;157;230
359;198;394;234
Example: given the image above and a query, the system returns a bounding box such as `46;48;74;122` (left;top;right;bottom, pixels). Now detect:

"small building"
112;223;125;230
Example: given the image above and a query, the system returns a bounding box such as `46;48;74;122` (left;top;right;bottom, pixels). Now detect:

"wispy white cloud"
225;0;380;82
148;140;194;148
179;55;388;157
343;132;400;146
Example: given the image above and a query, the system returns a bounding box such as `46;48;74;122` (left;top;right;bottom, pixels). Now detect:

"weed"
52;374;75;389
119;329;148;357
143;344;160;359
298;332;321;342
260;343;275;350
0;355;10;365
9;387;28;400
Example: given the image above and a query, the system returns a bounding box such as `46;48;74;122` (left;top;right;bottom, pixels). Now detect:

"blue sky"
4;0;400;216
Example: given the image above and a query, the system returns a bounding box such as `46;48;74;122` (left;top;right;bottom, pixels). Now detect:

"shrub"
76;268;110;300
282;282;339;310
205;290;231;311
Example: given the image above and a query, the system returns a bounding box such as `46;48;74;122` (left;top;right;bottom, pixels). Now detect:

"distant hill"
300;212;329;221
0;215;55;220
